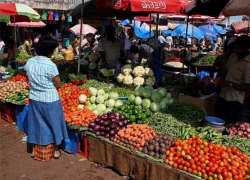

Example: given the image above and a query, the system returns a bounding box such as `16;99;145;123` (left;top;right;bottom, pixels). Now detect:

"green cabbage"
166;92;172;99
104;93;109;100
135;86;144;96
115;99;123;107
151;92;162;103
96;95;105;104
157;88;167;97
106;99;115;108
141;88;152;98
150;102;161;112
89;96;96;104
89;87;97;96
96;104;106;112
135;96;142;105
142;98;151;109
109;92;119;100
145;86;153;91
128;94;135;101
97;89;105;96
160;101;167;111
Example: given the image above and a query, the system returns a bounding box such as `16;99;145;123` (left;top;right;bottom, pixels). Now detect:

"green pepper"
130;115;136;123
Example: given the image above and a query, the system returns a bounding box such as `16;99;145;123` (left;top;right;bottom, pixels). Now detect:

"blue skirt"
27;99;69;146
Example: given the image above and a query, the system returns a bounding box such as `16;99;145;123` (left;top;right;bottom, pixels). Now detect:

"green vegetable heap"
6;90;29;104
108;87;134;97
167;102;206;121
15;53;33;63
192;54;217;65
83;79;110;93
51;54;65;61
69;74;86;81
147;112;187;138
112;100;152;124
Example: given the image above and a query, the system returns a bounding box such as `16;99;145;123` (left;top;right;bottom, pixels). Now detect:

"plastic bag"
61;129;78;155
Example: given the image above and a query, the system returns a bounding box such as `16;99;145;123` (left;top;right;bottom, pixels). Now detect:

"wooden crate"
178;93;217;116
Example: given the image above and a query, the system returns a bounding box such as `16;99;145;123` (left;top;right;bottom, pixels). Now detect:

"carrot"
140;138;145;146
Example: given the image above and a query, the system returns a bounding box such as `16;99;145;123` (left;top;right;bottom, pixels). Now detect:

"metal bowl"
181;73;200;85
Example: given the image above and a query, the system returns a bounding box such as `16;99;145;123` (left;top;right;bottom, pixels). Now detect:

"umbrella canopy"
163;29;177;36
69;24;97;35
231;21;250;34
135;15;154;22
134;21;154;39
222;0;250;17
200;24;226;35
96;0;189;14
185;0;230;17
200;28;217;40
163;14;225;23
0;3;40;23
175;24;204;40
7;21;46;27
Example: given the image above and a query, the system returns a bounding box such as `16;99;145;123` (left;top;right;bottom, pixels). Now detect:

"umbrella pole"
77;0;84;75
183;15;189;72
148;14;152;60
13;15;18;69
154;14;159;50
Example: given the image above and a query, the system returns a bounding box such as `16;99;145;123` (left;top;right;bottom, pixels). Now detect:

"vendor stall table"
178;93;217;116
87;135;196;180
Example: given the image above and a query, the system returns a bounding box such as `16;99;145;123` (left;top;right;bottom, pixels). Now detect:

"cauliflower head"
145;76;155;86
133;77;145;87
132;66;145;77
89;62;97;70
89;52;99;62
117;73;124;83
121;64;133;75
145;68;154;77
123;75;133;85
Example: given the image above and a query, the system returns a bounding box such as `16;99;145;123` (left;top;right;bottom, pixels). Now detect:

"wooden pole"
77;0;84;75
154;14;159;50
183;15;189;72
148;14;152;60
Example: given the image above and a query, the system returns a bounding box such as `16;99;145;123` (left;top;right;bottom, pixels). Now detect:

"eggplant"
120;115;125;120
94;125;101;131
115;126;121;132
103;120;110;126
94;118;100;124
109;115;115;119
118;121;124;127
100;126;106;131
105;127;110;132
105;133;110;138
110;123;117;129
100;131;105;136
110;130;116;136
96;131;101;136
89;122;96;128
100;120;104;125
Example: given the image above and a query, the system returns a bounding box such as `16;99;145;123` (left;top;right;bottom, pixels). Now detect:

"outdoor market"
0;0;250;180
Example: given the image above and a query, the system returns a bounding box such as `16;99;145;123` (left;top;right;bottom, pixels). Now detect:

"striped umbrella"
7;21;46;28
0;3;40;23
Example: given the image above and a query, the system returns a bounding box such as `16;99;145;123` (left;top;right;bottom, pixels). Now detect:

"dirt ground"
0;120;124;180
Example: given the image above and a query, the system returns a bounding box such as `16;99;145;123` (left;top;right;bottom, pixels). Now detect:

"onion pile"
228;122;250;139
88;112;131;141
142;134;175;160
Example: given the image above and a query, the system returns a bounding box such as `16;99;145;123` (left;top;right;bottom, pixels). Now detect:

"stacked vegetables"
0;81;29;102
6;90;29;104
112;100;151;124
86;88;123;115
58;83;90;114
147;113;187;138
88;112;131;141
192;54;217;65
114;124;157;151
227;122;250;139
65;108;97;127
10;72;28;82
109;87;134;97
142;134;175;160
165;136;250;180
82;79;110;92
167;102;206;121
51;54;65;61
15;52;33;63
83;52;100;70
117;65;155;86
129;86;174;113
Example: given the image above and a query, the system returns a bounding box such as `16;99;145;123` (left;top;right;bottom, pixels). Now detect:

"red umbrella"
162;14;225;23
96;0;189;14
231;21;250;34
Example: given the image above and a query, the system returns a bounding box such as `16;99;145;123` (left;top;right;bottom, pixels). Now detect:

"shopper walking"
25;35;68;161
0;38;5;59
166;34;173;51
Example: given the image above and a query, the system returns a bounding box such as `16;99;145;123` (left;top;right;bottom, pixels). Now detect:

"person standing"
124;29;136;60
216;35;250;125
0;38;5;59
166;34;173;51
25;35;68;160
158;32;167;47
98;25;124;79
217;35;223;46
119;31;126;45
212;40;218;52
22;36;32;55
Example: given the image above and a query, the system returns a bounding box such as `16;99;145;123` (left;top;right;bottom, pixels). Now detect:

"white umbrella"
69;24;97;35
222;0;250;16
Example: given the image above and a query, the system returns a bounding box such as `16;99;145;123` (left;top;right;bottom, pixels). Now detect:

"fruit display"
112;100;151;124
6;90;29;104
227;122;250;139
65;108;97;127
88;112;131;141
114;124;157;151
130;86;174;113
86;88;123;115
142;134;175;160
117;65;156;86
147;112;187;138
0;81;29;102
167;102;206;121
58;83;90;114
165;135;250;180
10;72;28;82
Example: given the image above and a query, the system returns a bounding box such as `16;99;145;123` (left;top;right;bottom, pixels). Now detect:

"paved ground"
0;120;124;180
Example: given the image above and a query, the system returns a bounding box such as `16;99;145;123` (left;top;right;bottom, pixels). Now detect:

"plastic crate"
78;134;88;158
0;106;15;124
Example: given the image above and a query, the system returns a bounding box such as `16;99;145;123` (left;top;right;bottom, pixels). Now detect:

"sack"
34;144;54;162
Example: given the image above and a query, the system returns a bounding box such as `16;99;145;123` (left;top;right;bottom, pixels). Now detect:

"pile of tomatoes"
58;83;90;114
165;135;250;180
10;72;28;82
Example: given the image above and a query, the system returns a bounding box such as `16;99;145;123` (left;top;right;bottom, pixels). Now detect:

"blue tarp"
175;24;204;40
61;129;78;155
200;28;218;40
134;21;154;39
163;29;177;37
121;19;130;26
200;24;226;35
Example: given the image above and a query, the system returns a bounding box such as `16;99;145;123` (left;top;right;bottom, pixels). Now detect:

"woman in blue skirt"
25;35;68;159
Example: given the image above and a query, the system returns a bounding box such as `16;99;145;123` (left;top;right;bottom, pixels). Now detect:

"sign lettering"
142;1;166;9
